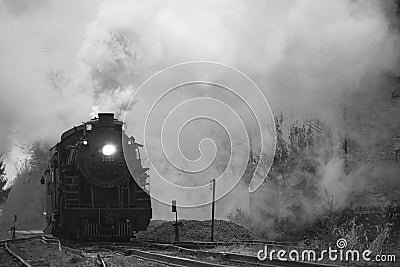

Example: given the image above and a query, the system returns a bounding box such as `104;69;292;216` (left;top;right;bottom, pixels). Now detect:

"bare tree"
0;155;11;204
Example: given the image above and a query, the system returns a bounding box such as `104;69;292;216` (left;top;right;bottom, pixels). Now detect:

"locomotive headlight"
102;144;116;156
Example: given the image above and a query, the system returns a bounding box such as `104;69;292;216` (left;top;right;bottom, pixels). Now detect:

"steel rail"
45;237;85;257
127;242;343;267
125;248;233;267
173;245;343;267
4;242;32;267
220;251;343;267
97;253;107;267
137;239;298;246
61;239;345;267
0;235;44;244
172;240;303;250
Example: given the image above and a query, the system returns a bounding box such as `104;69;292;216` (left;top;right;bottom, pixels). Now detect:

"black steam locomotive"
41;113;152;240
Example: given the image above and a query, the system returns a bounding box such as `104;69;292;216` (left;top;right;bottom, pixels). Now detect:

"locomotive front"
74;113;131;188
43;113;152;240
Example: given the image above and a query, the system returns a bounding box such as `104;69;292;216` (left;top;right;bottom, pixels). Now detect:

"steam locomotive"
41;113;152;240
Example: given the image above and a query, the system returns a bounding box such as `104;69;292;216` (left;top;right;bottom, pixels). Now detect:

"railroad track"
0;235;83;267
122;242;343;267
74;239;302;250
171;240;301;250
4;236;343;267
79;244;230;267
77;240;341;267
0;241;32;267
121;248;232;267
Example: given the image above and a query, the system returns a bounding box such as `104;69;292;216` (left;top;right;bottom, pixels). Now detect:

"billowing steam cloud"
80;0;399;123
77;0;399;219
0;0;399;221
0;0;100;178
0;2;99;144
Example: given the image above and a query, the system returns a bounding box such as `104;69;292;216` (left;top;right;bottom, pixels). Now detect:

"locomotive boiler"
42;113;152;240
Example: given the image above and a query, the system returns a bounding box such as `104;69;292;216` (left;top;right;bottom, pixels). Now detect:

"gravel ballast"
137;219;257;242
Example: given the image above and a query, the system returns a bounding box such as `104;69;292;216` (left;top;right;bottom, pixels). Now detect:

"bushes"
0;142;49;236
235;116;333;237
0;155;11;205
226;207;253;229
137;219;257;241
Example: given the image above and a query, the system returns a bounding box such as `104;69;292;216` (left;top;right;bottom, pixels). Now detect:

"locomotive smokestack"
98;113;114;126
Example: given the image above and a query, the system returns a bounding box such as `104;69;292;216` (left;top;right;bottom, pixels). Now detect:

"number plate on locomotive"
102;156;115;162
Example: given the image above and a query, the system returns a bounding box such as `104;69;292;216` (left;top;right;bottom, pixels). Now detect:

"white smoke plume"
77;0;399;219
0;0;102;180
0;0;399;220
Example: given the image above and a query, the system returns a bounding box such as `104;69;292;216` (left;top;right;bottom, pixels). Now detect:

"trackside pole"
11;215;17;239
172;200;179;241
211;179;216;242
